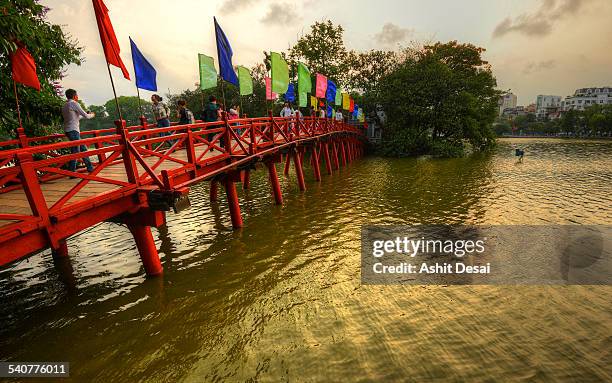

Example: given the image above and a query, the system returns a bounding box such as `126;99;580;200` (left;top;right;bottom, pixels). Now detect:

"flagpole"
12;80;23;130
105;62;124;122
136;86;143;118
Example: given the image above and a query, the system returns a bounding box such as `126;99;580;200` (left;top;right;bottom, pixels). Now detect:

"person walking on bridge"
62;88;95;173
151;94;171;135
280;102;293;118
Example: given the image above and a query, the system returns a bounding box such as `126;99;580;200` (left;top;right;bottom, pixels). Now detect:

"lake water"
1;138;610;382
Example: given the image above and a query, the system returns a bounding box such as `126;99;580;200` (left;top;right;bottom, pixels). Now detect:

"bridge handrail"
0;116;365;239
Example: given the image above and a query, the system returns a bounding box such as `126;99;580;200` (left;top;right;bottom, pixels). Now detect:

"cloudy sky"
43;0;612;106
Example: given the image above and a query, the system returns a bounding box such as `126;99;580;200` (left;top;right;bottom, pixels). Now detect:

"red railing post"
267;110;275;144
115;119;139;184
185;126;197;178
140;116;153;151
93;130;106;164
16;127;29;148
222;112;232;156
15;152;62;252
249;119;257;155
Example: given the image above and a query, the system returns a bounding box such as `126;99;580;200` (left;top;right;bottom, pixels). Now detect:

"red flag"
315;73;327;98
10;43;40;91
92;0;130;80
349;98;354;113
265;77;277;100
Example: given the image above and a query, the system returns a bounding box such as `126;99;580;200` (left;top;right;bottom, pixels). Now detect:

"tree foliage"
375;41;500;156
288;21;350;86
0;0;82;139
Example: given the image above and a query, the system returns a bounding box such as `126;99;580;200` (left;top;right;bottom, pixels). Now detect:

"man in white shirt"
280;102;293;118
62;89;95;173
335;109;344;122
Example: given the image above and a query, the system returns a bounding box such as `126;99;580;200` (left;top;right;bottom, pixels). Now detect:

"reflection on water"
0;139;610;382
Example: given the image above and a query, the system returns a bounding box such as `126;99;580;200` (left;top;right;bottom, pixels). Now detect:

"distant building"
502;106;526;120
499;93;517;116
562;87;612;111
525;103;536;113
536;95;562;119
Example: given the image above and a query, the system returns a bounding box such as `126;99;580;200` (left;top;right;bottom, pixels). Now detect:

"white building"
499;93;517;116
536;95;562;119
562;87;612;111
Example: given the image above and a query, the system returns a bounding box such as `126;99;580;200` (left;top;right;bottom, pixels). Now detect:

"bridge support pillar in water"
332;142;340;170
293;149;306;191
51;240;68;259
283;153;291;176
224;173;243;229
242;170;251;190
266;160;283;205
323;143;333;175
311;146;321;182
121;209;166;277
210;180;219;202
340;142;347;167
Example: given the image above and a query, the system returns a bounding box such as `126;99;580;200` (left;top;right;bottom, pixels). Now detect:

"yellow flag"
342;93;350;110
311;95;318;111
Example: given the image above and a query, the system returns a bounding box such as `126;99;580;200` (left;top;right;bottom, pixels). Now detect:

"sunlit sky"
43;0;612;106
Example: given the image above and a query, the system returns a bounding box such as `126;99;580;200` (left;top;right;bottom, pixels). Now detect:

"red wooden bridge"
0;115;366;276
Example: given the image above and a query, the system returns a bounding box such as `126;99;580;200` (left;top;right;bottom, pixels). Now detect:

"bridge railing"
0;116;365;238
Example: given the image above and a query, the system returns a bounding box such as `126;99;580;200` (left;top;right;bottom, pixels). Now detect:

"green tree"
81;97;152;131
288;21;350;87
375;41;500;156
0;0;82;139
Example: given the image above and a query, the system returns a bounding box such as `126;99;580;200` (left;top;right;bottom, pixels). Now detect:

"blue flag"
129;37;157;91
284;83;295;102
353;104;359;118
327;105;333;118
326;80;336;103
214;17;239;86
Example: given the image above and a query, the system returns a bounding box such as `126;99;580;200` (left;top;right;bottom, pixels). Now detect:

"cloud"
218;0;260;15
374;23;413;45
523;59;557;75
493;0;590;38
261;3;299;26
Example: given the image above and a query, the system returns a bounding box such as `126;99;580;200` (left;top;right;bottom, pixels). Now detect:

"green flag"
299;92;307;107
198;54;217;90
335;88;342;105
270;52;289;94
297;62;311;94
298;62;311;107
237;65;253;96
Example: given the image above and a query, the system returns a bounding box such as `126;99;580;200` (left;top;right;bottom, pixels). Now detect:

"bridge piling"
224;174;243;229
340;142;347;167
51;240;69;259
311;146;322;182
332;142;340;170
283;153;291;176
210;180;219;202
128;224;163;276
323;143;333;175
242;170;251;190
266;161;283;205
293;149;306;191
